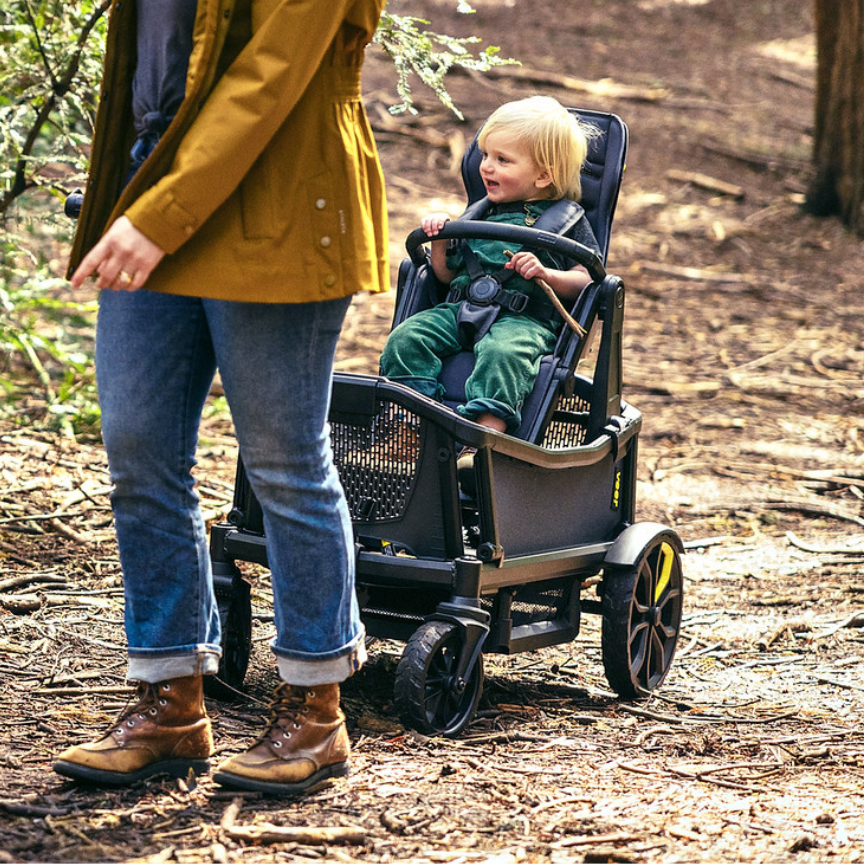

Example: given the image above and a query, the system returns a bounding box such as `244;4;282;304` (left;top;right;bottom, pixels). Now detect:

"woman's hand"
70;216;166;292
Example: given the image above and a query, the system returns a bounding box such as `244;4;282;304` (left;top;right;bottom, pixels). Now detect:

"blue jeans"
96;289;365;686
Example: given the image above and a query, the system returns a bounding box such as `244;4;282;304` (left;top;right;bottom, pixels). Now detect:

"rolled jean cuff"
127;645;222;683
273;628;367;686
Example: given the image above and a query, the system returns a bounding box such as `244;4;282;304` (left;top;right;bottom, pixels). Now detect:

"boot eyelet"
293;722;301;729
127;719;135;727
307;690;315;698
149;708;158;716
161;684;171;691
159;699;168;706
273;741;282;748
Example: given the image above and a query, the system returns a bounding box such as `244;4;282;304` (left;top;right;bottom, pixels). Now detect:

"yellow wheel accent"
654;541;675;603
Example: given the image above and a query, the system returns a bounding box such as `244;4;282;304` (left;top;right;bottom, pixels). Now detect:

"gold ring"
118;270;133;285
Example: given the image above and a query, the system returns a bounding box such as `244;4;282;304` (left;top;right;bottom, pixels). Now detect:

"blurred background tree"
804;0;864;233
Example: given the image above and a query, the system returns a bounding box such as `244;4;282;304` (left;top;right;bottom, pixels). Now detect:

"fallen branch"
0;573;66;593
0;595;42;614
786;531;864;556
220;796;365;846
813;610;864;640
0;801;72;818
810;673;864;693
700;139;808;173
550;830;642;849
49;518;90;545
666;169;745;199
634;261;755;284
36;684;133;695
483;64;670;102
223;824;367;845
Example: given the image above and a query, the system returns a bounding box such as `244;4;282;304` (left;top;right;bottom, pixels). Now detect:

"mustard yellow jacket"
69;0;389;303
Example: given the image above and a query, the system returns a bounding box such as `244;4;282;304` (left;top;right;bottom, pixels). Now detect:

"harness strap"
447;284;556;322
459;241;514;288
448;198;589;342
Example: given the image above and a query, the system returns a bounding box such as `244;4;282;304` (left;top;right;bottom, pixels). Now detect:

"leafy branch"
0;0;110;218
374;7;518;120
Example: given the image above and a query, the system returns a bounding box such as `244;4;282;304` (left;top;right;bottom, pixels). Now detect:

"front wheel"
601;534;683;699
394;620;484;737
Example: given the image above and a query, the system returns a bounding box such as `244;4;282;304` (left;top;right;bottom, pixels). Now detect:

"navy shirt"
129;0;198;172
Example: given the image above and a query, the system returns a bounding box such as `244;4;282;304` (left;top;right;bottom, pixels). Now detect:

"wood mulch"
3;0;864;860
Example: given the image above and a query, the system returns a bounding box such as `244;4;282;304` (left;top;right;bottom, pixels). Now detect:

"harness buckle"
507;292;529;313
466;275;503;306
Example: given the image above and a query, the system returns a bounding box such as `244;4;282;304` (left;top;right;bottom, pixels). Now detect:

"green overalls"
380;200;595;432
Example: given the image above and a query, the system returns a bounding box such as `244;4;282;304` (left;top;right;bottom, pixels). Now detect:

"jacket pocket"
239;149;276;240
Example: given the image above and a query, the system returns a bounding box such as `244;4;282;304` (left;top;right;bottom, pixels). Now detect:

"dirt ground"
2;0;864;861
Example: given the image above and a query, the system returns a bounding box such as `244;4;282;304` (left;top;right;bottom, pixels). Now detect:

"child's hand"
420;213;451;237
505;251;547;283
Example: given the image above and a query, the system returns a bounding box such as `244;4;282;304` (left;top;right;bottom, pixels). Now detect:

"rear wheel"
602;535;683;699
394;620;484;737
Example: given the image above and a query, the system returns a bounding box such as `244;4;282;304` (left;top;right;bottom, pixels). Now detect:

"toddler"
379;95;600;435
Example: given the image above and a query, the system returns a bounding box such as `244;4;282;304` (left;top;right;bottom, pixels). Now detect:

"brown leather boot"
53;675;212;786
213;682;349;795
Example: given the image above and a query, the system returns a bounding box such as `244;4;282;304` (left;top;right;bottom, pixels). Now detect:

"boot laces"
111;681;169;735
258;683;311;746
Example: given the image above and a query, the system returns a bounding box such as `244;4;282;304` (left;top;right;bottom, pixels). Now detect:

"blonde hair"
477;96;596;201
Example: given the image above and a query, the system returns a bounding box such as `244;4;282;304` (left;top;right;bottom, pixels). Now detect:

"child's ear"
535;169;553;190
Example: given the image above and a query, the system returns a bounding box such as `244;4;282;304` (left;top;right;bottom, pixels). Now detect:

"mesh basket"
538;392;591;450
331;401;422;521
482;579;570;626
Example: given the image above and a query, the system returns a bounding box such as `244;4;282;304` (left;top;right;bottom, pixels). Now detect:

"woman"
53;0;388;796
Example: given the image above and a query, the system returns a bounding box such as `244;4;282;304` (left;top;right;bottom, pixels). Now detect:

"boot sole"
53;758;211;787
212;761;349;796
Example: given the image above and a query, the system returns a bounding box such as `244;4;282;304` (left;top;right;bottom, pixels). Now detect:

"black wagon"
208;108;685;736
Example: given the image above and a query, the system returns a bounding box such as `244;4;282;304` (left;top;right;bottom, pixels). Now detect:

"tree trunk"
804;0;864;233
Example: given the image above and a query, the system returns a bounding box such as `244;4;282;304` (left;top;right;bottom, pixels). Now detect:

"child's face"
479;132;552;204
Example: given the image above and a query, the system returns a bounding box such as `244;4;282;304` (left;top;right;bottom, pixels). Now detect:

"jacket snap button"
320;236;331;248
324;275;336;287
315;199;327;210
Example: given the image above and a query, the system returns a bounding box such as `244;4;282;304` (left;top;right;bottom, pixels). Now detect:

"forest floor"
2;0;864;862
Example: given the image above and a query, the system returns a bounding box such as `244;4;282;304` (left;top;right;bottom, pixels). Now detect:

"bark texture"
805;0;864;232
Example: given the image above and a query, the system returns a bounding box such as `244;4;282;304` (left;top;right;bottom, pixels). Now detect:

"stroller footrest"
492;617;580;654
